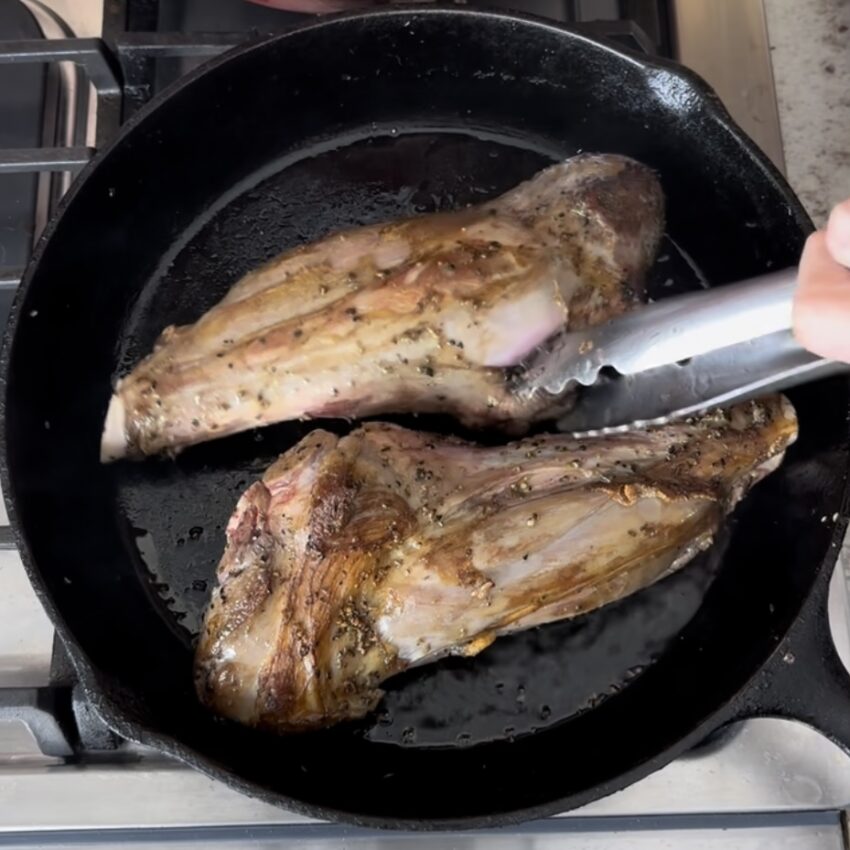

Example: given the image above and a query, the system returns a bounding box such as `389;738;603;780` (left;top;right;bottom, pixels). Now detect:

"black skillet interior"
3;8;849;827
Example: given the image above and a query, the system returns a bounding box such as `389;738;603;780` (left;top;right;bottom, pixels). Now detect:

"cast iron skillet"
3;7;850;830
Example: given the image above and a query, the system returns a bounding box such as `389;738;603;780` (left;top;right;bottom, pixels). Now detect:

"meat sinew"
194;396;797;732
101;153;664;461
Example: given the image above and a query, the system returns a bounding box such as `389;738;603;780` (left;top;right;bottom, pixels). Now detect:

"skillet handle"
728;549;850;753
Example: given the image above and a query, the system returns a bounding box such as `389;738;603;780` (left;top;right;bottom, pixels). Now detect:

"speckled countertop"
765;0;850;226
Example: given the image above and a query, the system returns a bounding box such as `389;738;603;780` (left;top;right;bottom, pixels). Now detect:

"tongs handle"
523;267;801;398
591;267;799;378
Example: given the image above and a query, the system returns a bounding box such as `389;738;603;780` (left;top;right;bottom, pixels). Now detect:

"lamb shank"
102;153;664;460
194;396;797;732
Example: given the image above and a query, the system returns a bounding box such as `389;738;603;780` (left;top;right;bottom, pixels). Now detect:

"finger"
826;199;850;269
793;230;850;363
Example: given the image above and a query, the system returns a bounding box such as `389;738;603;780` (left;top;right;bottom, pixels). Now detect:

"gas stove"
1;1;849;847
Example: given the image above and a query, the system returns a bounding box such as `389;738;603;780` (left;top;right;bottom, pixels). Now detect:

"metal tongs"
522;268;850;435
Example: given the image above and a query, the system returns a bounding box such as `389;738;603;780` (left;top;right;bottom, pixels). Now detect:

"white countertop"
765;0;850;227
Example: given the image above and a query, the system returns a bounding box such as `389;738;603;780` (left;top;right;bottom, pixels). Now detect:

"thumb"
793;222;850;364
826;199;850;269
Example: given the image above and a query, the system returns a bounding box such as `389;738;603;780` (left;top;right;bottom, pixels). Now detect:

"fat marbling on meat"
101;153;664;460
194;396;797;732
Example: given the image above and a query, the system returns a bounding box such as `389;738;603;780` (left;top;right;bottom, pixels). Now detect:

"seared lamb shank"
102;153;664;460
194;396;797;732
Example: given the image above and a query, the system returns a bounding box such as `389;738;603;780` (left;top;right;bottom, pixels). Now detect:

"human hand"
793;200;850;364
